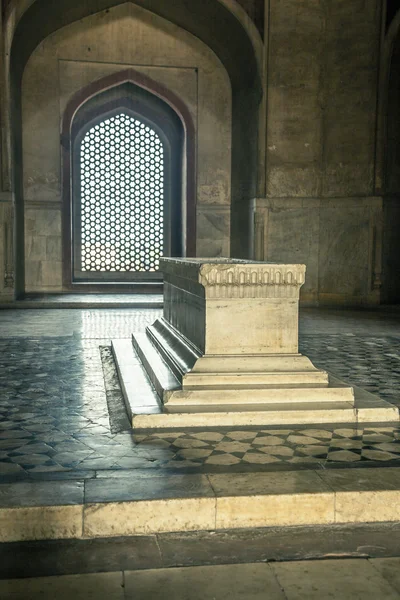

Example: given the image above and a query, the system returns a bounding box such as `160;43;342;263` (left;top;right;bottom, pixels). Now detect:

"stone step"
2;468;400;542
131;332;353;407
5;524;400;579
183;371;330;388
131;333;180;402
135;329;332;394
132;403;377;429
111;339;162;419
112;337;399;428
165;386;354;406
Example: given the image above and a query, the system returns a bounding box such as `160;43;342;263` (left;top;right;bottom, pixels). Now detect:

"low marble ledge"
2;468;400;542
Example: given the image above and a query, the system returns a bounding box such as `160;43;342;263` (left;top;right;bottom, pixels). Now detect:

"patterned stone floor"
133;426;400;468
300;335;400;407
1;306;400;480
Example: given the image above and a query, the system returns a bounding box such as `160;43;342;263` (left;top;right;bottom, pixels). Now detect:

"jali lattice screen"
80;113;164;272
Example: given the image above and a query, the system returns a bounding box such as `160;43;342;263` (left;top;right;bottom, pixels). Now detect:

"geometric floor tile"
1;308;400;478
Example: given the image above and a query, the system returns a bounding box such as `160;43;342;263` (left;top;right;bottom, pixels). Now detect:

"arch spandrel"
6;0;262;95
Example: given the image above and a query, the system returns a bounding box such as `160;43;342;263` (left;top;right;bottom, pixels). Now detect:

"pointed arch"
61;68;195;288
6;0;262;293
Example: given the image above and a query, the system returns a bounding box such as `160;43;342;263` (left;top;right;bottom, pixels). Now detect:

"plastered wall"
254;0;383;305
21;2;232;292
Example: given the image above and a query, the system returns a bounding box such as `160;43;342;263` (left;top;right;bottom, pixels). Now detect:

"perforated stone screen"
80;113;164;273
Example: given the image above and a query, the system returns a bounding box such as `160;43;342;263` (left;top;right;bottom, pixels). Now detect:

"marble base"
111;339;398;429
131;391;398;429
114;258;399;427
133;317;354;411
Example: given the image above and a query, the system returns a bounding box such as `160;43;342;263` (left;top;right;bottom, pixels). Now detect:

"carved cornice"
198;263;306;299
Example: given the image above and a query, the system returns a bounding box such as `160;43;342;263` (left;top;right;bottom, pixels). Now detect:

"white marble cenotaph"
112;258;399;427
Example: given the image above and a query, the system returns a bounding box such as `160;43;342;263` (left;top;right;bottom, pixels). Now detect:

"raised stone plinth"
114;257;399;427
132;259;346;410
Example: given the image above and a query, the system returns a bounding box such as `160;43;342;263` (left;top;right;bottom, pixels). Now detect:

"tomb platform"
113;258;399;428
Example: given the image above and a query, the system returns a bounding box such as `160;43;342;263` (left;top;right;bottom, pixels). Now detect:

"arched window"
78;113;164;276
63;78;189;288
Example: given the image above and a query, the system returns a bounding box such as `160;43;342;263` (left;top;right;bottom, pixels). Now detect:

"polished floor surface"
1;306;400;480
3;558;400;599
0;293;163;309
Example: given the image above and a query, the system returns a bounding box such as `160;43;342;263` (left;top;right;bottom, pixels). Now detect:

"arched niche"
19;2;234;293
8;0;262;295
61;70;195;290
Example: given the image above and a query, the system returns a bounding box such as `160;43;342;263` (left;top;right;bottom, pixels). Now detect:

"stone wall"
21;2;232;292
254;196;382;306
1;0;397;305
254;0;383;305
383;33;400;303
266;0;380;200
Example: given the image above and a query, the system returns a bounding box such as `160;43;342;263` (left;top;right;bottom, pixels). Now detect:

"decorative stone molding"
160;258;305;355
199;262;306;299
